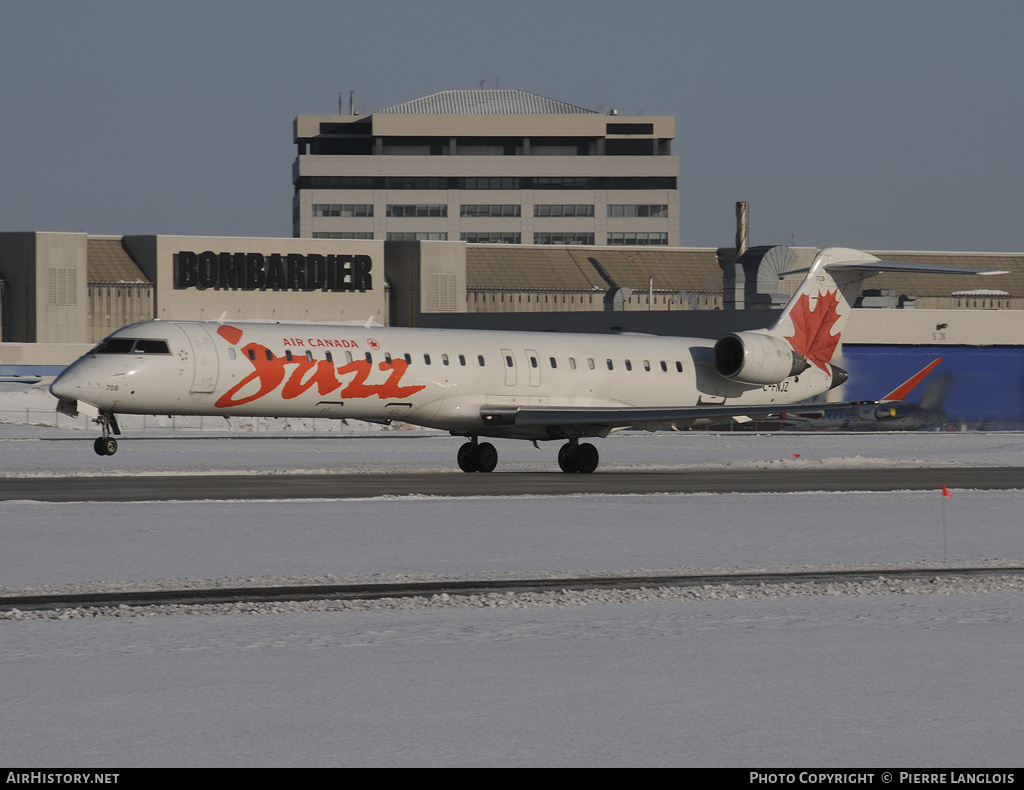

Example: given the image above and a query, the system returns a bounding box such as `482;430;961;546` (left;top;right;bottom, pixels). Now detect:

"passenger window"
478;355;485;366
625;360;632;371
660;361;668;372
459;354;466;366
569;357;576;370
676;361;683;372
549;357;557;369
248;349;256;361
505;355;513;367
424;353;431;365
442;354;450;366
265;349;273;361
643;360;651;371
530;356;538;368
588;358;595;370
345;351;353;364
365;352;373;363
306;351;314;362
227;348;236;360
384;352;392;364
285;350;293;361
606;359;613;370
404;353;412;364
326;351;333;363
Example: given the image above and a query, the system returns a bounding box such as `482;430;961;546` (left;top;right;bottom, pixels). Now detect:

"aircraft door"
501;348;516;386
179;323;220;393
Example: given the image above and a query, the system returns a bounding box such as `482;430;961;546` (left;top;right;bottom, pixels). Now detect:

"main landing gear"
455;438;600;474
557;440;599;474
457;438;498;473
92;412;121;456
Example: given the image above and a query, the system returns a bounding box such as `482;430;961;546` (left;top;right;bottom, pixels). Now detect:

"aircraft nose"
49;368;81;402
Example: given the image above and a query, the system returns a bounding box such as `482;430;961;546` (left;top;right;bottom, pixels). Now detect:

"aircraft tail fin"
768;248;1005;367
766;247;880;367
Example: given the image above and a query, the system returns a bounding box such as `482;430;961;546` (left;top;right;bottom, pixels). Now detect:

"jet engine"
713;331;810;385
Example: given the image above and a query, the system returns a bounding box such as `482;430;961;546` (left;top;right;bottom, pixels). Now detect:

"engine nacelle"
713;331;810;385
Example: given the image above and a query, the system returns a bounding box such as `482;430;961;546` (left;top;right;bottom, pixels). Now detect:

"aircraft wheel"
457;442;478;473
94;437;118;456
576;442;599;474
475;442;498;473
557;443;578;473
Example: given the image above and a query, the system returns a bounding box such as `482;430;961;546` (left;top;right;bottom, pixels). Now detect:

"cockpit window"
93;338;135;354
133;339;170;354
93;338;171;355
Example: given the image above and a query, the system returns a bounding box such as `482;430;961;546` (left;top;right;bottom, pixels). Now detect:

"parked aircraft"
725;358;949;432
49;248;1001;472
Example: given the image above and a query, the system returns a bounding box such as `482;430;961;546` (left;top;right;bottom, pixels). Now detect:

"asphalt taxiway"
1;466;1021;502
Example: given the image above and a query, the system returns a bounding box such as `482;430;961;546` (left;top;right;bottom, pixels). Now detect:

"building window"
534;232;595;245
532;177;594;189
461;232;521;244
386;204;447;217
607;204;668;218
607;122;654;135
534;204;595;218
461;204;521;217
607;232;668;246
386;232;448;241
312;232;373;239
312;203;373;217
459;177;520;190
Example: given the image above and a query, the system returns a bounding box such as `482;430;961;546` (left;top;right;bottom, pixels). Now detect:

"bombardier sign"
174;251;373;292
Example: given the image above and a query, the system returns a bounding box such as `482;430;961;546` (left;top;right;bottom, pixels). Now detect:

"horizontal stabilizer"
787;260;1007;277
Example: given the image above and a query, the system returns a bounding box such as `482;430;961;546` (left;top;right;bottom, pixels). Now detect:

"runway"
2;465;1022;502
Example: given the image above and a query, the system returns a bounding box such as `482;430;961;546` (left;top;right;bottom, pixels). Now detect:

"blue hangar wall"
840;346;1024;425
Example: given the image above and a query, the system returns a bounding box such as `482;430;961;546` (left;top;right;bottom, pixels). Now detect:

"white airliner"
49;248;1001;472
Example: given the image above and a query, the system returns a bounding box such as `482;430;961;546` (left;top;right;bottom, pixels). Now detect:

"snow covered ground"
2;382;1023;767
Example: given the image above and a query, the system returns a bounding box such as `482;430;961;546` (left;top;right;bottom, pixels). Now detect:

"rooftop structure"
293;88;679;246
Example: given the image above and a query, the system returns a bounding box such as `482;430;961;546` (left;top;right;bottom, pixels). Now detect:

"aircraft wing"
480;403;785;432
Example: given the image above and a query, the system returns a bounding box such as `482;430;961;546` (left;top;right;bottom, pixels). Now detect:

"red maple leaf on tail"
784;290;842;371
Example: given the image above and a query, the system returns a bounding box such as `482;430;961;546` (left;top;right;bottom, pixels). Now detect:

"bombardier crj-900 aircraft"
49;248;1001;473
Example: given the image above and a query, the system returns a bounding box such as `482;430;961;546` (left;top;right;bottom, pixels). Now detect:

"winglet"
881;358;943;402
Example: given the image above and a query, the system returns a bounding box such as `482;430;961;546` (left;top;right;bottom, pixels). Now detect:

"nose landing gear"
92;412;121;456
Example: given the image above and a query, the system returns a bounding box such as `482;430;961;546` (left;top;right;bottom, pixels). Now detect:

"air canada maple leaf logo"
785;289;842;371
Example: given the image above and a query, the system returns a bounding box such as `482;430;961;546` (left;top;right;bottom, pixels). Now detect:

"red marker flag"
942;484;953;498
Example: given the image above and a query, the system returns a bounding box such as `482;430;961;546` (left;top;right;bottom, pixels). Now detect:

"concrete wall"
0;232;90;344
385;240;468;326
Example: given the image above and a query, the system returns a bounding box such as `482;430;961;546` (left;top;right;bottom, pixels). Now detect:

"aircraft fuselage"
52;319;833;442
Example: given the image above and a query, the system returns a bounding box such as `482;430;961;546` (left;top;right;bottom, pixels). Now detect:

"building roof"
466;246;1024;299
467;246;722;292
87;238;148;283
376;89;598;115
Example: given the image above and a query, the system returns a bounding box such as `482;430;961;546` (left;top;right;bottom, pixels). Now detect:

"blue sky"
2;0;1022;251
